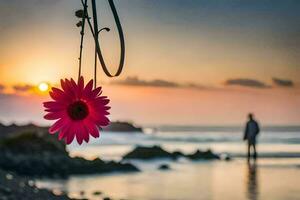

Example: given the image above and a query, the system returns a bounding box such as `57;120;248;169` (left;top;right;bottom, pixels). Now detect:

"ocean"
36;126;300;200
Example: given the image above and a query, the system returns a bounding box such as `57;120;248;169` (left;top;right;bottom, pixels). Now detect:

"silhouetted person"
244;113;260;160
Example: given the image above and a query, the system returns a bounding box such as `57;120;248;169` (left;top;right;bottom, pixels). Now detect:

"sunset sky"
0;0;299;126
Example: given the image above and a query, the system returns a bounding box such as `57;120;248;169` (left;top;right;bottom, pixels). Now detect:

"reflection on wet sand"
246;161;259;200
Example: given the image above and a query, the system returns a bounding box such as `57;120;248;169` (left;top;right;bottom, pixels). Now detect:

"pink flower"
43;77;110;145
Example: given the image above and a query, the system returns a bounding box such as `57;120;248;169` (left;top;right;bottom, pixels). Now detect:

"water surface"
37;128;300;200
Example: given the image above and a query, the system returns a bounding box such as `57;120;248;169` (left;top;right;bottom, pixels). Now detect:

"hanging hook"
91;0;125;77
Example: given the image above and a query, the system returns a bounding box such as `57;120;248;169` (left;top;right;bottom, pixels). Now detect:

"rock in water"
92;191;102;195
103;121;143;132
123;145;224;161
123;145;178;160
158;164;170;170
186;149;220;160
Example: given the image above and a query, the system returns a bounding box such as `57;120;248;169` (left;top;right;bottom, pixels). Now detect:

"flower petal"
58;124;70;140
82;80;93;98
91;97;110;106
75;123;84;145
65;125;76;144
80;122;89;143
88;114;110;126
78;76;84;92
44;111;65;120
91;87;102;98
84;120;99;138
43;101;65;109
90;125;100;138
49;88;70;102
60;79;67;91
70;78;80;97
44;107;65;112
49;118;67;134
64;79;77;98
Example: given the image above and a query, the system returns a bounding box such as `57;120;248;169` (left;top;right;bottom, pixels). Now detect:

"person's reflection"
246;161;259;200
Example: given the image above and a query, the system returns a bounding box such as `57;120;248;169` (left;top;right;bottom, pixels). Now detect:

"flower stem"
78;0;88;82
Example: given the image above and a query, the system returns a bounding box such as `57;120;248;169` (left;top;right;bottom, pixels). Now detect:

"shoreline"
35;157;300;200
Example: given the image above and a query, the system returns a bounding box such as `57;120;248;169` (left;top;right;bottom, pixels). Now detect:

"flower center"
67;100;89;120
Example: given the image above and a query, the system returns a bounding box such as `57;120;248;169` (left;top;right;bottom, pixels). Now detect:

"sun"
38;82;49;92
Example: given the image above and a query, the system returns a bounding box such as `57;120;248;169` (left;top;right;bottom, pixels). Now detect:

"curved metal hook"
91;0;125;77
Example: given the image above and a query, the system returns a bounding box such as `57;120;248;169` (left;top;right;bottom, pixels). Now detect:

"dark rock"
221;154;232;161
158;164;170;170
0;185;12;195
0;123;48;138
172;151;185;158
0;169;71;199
123;145;178;160
0;121;142;139
93;191;102;195
0;132;139;177
72;199;88;200
103;197;111;200
186;149;220;160
103;121;142;132
0;131;66;154
123;145;223;161
225;156;231;161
